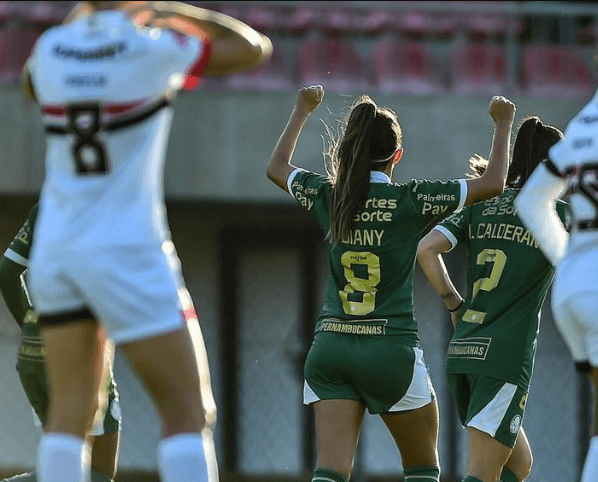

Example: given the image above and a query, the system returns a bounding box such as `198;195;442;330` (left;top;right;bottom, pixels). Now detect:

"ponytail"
508;116;563;188
465;116;563;188
329;100;377;244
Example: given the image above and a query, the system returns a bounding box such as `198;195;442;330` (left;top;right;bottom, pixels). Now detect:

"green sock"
404;465;440;481
462;477;484;482
312;468;347;482
500;467;519;482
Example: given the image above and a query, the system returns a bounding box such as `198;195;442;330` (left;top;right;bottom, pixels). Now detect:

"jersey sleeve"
287;168;331;225
434;207;472;250
514;163;568;265
408;178;468;227
4;204;39;266
153;28;212;91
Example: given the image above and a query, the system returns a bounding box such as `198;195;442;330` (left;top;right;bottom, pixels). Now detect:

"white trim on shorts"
467;382;517;437
388;346;435;412
302;346;436;411
303;380;319;405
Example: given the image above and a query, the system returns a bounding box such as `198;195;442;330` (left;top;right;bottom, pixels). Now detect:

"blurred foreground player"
515;83;598;482
21;2;272;482
0;202;121;482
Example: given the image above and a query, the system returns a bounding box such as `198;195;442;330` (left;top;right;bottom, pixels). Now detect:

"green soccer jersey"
439;189;567;390
289;169;467;344
2;203;42;362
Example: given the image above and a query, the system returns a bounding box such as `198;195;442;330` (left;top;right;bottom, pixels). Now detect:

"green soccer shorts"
447;372;527;448
303;331;435;414
17;356;121;435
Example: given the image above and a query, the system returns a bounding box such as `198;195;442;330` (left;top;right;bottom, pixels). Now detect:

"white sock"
37;433;90;482
158;433;218;482
581;436;598;482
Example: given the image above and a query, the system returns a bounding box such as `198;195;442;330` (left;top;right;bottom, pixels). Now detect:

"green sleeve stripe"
457;179;468;212
4;249;28;267
434;225;458;250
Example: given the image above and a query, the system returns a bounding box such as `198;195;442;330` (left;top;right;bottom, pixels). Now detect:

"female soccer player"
417;117;565;482
515;88;598;482
0;203;121;482
22;2;271;482
266;85;516;482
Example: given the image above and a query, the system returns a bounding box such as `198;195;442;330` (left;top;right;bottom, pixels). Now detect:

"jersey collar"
370;171;391;183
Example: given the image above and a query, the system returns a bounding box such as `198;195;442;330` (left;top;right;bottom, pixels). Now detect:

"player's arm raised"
130;1;273;76
267;85;325;192
465;96;516;205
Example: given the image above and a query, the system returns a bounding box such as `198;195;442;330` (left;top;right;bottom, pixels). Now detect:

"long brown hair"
325;95;402;244
468;116;563;188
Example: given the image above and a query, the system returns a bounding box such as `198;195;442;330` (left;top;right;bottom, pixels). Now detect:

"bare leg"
43;320;105;436
119;327;207;435
381;399;440;468
465;428;512;482
89;432;120;480
313;400;365;479
503;429;532;481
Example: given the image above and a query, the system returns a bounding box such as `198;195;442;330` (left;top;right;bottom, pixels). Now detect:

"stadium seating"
519;43;595;98
353;9;395;36
223;40;294;92
243;4;281;35
278;6;322;35
373;34;446;96
449;41;508;95
298;32;369;93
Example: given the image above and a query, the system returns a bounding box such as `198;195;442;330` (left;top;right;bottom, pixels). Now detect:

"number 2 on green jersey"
339;251;380;315
463;248;507;324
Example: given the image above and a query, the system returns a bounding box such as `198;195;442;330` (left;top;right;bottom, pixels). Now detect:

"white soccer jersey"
28;10;211;248
547;88;598;255
516;88;598;263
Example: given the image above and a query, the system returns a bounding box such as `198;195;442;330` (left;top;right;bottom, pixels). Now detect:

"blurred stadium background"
0;1;596;481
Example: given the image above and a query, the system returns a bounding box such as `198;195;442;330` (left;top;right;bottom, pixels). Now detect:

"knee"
508;450;533;481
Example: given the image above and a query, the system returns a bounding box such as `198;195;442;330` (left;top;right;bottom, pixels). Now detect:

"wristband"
448;300;464;313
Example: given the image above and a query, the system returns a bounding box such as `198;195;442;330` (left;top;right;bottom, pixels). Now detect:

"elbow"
243;33;273;72
266;160;275;182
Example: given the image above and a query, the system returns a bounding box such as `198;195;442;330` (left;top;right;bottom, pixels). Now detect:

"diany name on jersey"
341;229;384;246
469;222;539;248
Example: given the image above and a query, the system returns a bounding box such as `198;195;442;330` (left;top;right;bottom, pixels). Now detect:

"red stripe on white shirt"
182;39;213;90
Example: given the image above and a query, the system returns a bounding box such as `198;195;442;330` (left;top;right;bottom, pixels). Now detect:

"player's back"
444;189;561;387
549;91;598;256
29;10;204;248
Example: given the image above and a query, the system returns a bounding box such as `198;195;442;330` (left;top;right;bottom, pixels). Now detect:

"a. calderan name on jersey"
53;42;126;61
470;222;539;248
